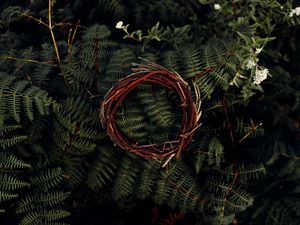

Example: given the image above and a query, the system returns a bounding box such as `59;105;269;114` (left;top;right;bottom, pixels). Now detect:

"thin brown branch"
48;0;61;64
0;56;54;65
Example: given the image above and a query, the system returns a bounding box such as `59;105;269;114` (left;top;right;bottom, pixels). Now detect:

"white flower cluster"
245;59;256;70
289;7;300;17
115;21;123;29
253;68;269;85
214;4;221;10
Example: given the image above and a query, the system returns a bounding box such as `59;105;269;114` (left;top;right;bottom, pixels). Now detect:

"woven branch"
100;63;200;159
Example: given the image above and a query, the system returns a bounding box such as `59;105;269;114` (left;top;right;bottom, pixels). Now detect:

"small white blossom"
245;59;256;70
255;47;263;55
253;68;269;85
289;7;300;17
214;4;221;10
115;21;123;29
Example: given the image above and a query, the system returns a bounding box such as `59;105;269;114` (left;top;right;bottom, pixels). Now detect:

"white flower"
253;68;269;85
295;7;300;16
115;21;123;29
245;59;256;70
214;4;221;10
255;47;263;55
289;7;300;17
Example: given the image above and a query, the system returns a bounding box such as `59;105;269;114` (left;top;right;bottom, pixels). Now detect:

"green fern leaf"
100;47;136;94
98;0;125;19
36;191;70;207
0;75;14;123
19;211;41;225
0;191;18;201
0;74;55;123
16;195;35;214
138;86;175;128
115;104;148;143
86;146;117;190
0;174;29;191
41;209;70;222
80;25;115;71
0;152;31;169
0;135;28;149
135;161;156;200
7;80;28;122
18;191;70;212
31;168;64;192
112;155;140;200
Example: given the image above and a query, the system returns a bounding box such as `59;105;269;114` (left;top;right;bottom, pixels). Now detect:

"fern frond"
52;104;102;157
0;174;30;191
0;75;14;122
225;187;253;213
98;0;125;19
16;195;35;214
27;115;51;143
57;97;91;122
63;159;87;186
80;25;115;71
115;104;148;143
217;163;266;182
0;6;23;27
31;168;64;192
0;191;18;201
19;211;41;225
154;160;204;211
138;86;175;128
100;47;136;94
17;191;70;212
0;152;31;169
12;47;36;79
112;155;140;200
0;135;28;149
181;49;202;79
0;122;22;134
52;129;96;156
193;41;240;98
162;50;181;74
41;209;71;222
85;146;117;190
206;174;253;224
37;191;70;207
135;161;157;200
0;73;55;123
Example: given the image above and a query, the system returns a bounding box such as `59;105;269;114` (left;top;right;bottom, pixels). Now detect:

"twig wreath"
100;62;201;160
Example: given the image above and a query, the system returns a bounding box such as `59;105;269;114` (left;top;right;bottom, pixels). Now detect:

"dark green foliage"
0;174;30;191
138;87;175;128
0;0;299;225
99;47;136;94
0;152;31;169
115;103;148;143
30;168;64;192
85;146;118;190
0;73;55;123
